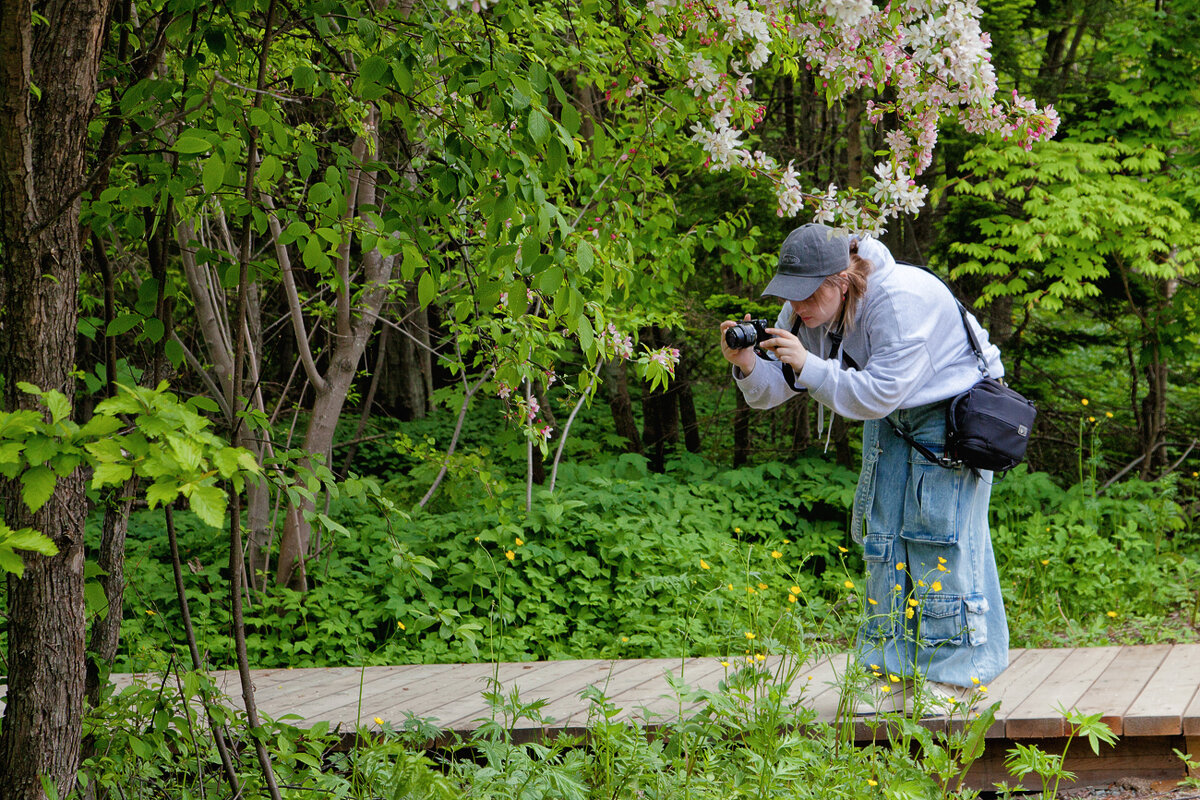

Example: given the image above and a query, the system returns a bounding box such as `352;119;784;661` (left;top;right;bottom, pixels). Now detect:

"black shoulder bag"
887;287;1037;475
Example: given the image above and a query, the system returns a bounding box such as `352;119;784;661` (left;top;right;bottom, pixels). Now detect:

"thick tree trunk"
0;0;111;796
84;485;137;709
602;360;641;454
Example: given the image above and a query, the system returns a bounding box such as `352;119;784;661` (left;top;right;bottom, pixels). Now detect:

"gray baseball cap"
760;223;850;301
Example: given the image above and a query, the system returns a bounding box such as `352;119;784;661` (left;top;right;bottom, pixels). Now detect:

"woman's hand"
720;315;759;376
762;327;809;372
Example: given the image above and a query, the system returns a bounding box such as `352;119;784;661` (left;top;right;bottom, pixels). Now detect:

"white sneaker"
852;679;972;717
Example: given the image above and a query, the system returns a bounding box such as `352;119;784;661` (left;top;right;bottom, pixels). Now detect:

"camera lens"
725;322;758;350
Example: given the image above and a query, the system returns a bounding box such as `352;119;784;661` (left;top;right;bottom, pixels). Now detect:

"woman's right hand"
720;314;758;376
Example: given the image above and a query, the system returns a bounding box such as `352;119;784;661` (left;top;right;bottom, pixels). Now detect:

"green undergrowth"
104;451;1199;677
76;640;1126;800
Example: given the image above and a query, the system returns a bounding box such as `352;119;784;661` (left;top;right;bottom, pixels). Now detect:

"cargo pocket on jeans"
861;533;893;641
916;593;989;647
902;444;965;545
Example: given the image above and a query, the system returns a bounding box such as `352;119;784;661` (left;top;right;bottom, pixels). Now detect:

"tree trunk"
675;350;702;454
602;359;641;454
790;394;811;455
0;0;112;795
733;389;751;467
640;327;678;472
379;295;430;420
84;485;137;709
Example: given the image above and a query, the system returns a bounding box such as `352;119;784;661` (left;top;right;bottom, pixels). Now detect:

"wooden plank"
1071;643;1173;735
296;664;485;726
529;658;698;729
293;663;472;726
434;659;632;731
307;662;498;726
611;657;732;726
1124;643;1200;736
976;648;1067;738
1181;666;1200;737
364;659;601;730
1006;646;1122;738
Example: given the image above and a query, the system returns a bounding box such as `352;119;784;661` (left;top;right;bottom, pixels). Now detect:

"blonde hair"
832;240;873;332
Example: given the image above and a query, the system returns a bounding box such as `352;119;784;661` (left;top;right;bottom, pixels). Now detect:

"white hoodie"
733;237;1003;421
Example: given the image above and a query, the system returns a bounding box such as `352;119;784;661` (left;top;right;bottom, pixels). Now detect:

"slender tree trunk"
733;389;751;467
790;394;811;455
0;0;112;795
675;350;701;454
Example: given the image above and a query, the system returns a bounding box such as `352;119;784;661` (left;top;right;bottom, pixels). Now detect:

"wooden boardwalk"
109;645;1199;745
6;644;1198;787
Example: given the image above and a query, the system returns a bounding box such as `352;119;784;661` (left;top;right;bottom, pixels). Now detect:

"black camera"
725;318;771;350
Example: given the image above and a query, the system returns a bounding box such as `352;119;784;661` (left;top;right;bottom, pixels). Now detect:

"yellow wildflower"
728;583;734;590
844;579;855;589
937;557;947;564
880;685;891;693
931;581;942;592
771;550;782;559
783;538;791;544
1106;610;1117;618
505;550;515;561
145;609;156;616
896;562;906;570
746;656;754;663
1041;559;1050;566
734;527;742;533
397;621;406;630
474;536;480;542
868;598;878;605
936;564;948;572
745;631;756;640
747;586;756;594
1105;412;1113;418
970;677;980;685
720;660;729;667
1089;416;1096;423
907;598;919;607
758;582;768;590
789;585;801;594
788;593;797;603
889;674;900;683
374;716;384;725
515;537;524;546
838;545;849;553
905;607;915;619
1081;398;1089;406
700;559;710;570
917;579;926;587
622;636;629;642
755;653;766;662
894;583;903;591
979;686;989;693
868;779;878;787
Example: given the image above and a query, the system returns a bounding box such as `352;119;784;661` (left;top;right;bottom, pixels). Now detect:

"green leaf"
21;465;56;513
577;240;594;274
78;414;122;438
86;580;110;620
0;548;25;576
5;527;59;556
202;153;224;193
187;484;227;528
107;313;141;336
418;272;435;309
164;338;185;368
292;64;316;91
577;316;595;357
360;55;388;85
173;134;212;155
528;110;550;145
146;480;180;509
560;103;581;136
143;317;165;343
42;390;70;424
538;267;563;294
92;462;133;488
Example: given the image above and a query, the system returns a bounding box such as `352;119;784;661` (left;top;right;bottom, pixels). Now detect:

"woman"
720;222;1009;712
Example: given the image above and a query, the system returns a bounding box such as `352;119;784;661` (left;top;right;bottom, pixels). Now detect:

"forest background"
1;0;1199;796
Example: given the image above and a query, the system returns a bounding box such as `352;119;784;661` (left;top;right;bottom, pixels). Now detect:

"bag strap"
883;416;963;469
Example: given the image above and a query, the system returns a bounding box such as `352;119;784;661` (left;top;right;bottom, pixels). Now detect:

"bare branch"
549;360;603;491
262;196;327;394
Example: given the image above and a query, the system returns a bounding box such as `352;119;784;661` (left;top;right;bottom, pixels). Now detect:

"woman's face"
789;275;845;328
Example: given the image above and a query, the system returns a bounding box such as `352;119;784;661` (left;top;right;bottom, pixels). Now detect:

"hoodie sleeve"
731;303;808;410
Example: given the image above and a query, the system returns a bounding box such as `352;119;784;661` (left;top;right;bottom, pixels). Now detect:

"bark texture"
0;1;112;797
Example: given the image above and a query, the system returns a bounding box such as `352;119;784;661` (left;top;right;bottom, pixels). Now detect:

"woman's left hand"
762;327;809;372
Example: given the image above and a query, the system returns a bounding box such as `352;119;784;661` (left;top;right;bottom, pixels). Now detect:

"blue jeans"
850;400;1009;687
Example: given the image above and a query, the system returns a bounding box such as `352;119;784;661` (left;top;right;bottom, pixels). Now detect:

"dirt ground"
1054;779;1200;799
